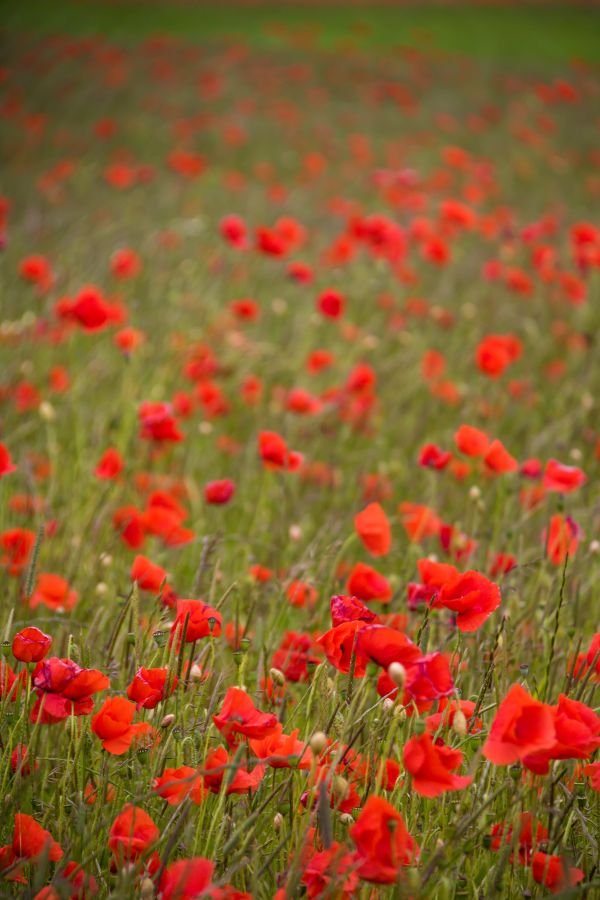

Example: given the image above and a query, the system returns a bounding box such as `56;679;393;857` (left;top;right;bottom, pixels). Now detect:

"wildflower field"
1;3;600;898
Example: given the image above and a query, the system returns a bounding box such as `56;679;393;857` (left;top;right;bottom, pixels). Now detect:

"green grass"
2;1;600;62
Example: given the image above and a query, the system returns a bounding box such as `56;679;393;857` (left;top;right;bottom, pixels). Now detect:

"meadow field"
1;3;600;898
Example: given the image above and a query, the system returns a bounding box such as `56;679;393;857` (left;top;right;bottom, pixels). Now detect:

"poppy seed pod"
387;662;407;690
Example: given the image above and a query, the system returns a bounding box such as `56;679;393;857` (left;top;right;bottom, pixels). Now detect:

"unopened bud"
273;812;284;832
269;667;286;686
140;877;155;899
309;731;328;755
95;582;108;596
453;710;468;737
189;663;204;682
339;812;354;825
39;401;56;421
160;714;175;728
469;485;481;501
331;775;349;802
387;662;406;690
589;540;600;555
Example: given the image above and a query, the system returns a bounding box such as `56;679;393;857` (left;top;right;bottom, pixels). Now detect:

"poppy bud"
453;709;468;737
96;582;108;596
273;813;284;832
153;630;169;648
339;812;354;825
469;486;481;501
331;775;349;802
39;401;56;421
309;731;328;755
160;714;175;728
387;662;406;690
269;667;285;686
140;877;155;899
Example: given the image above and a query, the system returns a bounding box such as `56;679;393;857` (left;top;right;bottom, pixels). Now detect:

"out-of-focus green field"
2;1;600;62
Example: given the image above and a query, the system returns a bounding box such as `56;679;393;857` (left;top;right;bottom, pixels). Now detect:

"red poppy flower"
483;684;556;765
317;289;345;319
31;657;109;724
403;733;472;797
543;459;586;493
357;625;421;670
12;626;52;663
131;555;168;595
454;424;489;457
169;598;222;649
94;448;124;480
220;214;247;249
139;401;183;442
127;667;178;709
475;334;522;378
0;442;17;478
522;694;600;774
490;812;548;863
318;620;370;676
1;528;35;575
28;573;78;612
545;514;580;565
250;723;312;769
484;439;519;474
153;767;205;806
431;570;501;631
286;580;318;608
271;631;322;682
204;479;235;505
302;843;359;899
202;745;265;795
531;852;584;894
213;687;279;745
92;696;152;755
399;502;440;542
418;443;452;470
159;857;214;900
108;805;159;862
354;502;391;556
113;506;146;549
350;795;419;884
347;562;392;603
330;594;380;627
111;247;141;279
258;431;302;470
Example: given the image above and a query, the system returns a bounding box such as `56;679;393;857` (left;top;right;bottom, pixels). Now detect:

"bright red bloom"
92;696;152;755
490;812;548;863
399;502;440;542
545;514;580;565
108;805;159;862
1;528;35;575
350;795;419;884
127;667;178;709
419;443;452;470
0;442;17;478
286;580;318;608
432;570;501;632
271;631;322;682
404;652;455;705
113;506;146;549
543;459;586;493
202;745;265;795
159;857;214;900
139;401;183;442
584;761;600;790
454;424;489;457
153;767;205;806
250;723;312;769
213;687;279;745
220;214;247;249
330;594;380;627
522;694;600;774
484;439;519;474
31;657;109;724
318;620;370;676
317;288;345;319
357;626;421;670
403;733;472;797
302;843;359;899
170;598;222;648
27;573;78;612
347;562;392;603
483;684;556;765
12;626;52;663
94;448;124;480
131;555;168;595
10;812;63;862
111;247;141;279
354;502;391;556
531;852;584;894
476;334;522;378
204;479;235;504
258;431;302;470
